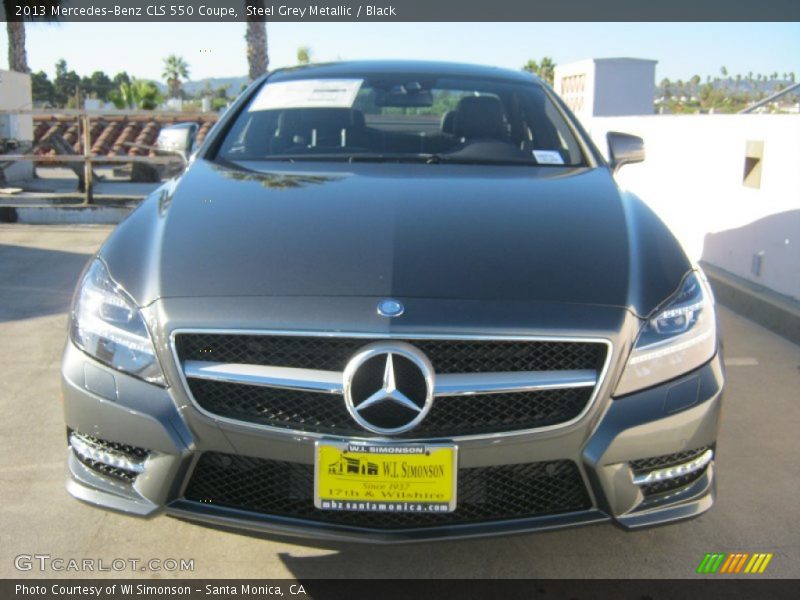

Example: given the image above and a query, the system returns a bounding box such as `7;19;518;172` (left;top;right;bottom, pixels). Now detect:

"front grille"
175;334;606;374
631;447;711;497
184;452;592;529
177;333;607;437
188;378;594;437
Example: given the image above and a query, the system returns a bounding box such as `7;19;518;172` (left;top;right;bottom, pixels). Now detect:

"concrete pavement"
1;224;798;579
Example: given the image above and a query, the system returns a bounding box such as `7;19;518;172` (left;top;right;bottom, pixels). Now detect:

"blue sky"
2;22;798;83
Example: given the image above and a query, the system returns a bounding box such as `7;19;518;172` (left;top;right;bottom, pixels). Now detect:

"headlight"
70;260;165;386
615;271;717;396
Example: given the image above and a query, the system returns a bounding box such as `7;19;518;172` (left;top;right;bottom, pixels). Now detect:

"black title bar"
2;0;800;22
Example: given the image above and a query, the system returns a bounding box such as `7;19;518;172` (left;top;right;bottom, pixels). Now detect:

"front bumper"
62;341;723;543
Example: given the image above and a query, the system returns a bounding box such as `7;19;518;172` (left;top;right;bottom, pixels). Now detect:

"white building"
554;58;657;120
0;69;34;182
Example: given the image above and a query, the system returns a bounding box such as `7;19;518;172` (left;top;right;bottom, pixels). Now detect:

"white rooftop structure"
554;58;657;120
0;69;34;182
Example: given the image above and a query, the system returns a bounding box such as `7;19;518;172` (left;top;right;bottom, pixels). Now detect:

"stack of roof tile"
32;114;220;158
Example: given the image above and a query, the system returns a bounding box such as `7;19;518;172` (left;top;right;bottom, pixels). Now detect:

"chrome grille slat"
434;369;597;396
183;360;597;397
184;361;343;394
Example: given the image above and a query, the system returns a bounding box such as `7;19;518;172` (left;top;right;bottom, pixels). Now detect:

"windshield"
215;73;586;166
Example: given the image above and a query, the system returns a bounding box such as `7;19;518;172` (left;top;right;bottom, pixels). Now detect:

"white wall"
0;69;34;181
592;59;656;117
554;58;656;119
586;115;800;300
554;59;595;121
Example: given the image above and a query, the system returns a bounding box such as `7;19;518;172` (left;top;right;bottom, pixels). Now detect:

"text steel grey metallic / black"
62;61;724;542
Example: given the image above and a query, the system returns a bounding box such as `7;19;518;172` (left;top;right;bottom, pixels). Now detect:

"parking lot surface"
1;224;798;579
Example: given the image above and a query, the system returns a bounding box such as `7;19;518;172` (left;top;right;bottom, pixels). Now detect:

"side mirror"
607;132;645;174
156;122;199;163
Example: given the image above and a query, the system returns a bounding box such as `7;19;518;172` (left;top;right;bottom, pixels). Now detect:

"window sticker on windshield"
249;79;364;111
532;150;565;165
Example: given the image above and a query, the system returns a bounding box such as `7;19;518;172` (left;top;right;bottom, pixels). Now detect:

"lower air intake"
68;430;148;483
184;452;592;530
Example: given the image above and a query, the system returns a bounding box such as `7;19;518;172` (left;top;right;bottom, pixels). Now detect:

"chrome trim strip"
184;361;343;394
434;370;597;397
632;449;714;486
182;360;596;398
69;432;147;474
168;329;614;442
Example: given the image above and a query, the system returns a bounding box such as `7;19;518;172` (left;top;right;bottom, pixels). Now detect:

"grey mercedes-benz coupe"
62;61;723;542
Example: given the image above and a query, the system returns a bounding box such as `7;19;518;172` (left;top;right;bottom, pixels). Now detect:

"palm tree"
4;1;62;73
297;46;312;65
538;57;556;86
162;54;190;98
659;78;672;98
522;57;556;85
109;80;163;110
522;59;540;74
5;19;29;73
245;1;269;81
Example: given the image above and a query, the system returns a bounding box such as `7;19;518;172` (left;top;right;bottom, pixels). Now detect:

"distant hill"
183;76;249;95
154;76;249;96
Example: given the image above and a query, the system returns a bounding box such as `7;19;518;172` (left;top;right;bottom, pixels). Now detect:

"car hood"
102;159;690;316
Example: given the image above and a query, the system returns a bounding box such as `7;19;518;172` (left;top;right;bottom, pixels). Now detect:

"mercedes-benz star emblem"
343;342;434;434
377;299;404;318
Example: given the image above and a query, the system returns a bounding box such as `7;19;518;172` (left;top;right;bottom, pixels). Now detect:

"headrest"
441;110;456;135
453;96;506;139
351;109;366;129
276;108;364;137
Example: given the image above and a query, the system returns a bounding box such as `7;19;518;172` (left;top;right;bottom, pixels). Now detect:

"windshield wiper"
424;154;541;167
347;154;434;164
236;153;435;164
345;153;542;166
225;153;563;167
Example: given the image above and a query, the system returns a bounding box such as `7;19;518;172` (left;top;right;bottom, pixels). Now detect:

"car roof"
268;60;541;85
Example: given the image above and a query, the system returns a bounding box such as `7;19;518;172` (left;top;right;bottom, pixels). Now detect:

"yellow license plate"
314;441;458;513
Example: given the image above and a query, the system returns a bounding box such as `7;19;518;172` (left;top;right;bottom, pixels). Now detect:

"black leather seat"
452;96;507;141
440;110;457;135
271;108;367;151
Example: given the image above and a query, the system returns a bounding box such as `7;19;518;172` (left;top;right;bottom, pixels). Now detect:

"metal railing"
0;109;216;204
739;82;800;114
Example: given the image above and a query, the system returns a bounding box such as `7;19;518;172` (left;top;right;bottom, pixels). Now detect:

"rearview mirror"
374;82;434;108
607;132;645;173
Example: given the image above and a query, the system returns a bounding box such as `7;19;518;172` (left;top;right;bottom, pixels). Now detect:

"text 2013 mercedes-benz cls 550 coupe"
62;61;723;542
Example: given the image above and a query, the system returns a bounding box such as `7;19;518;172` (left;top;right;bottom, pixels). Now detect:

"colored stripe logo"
697;552;773;574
